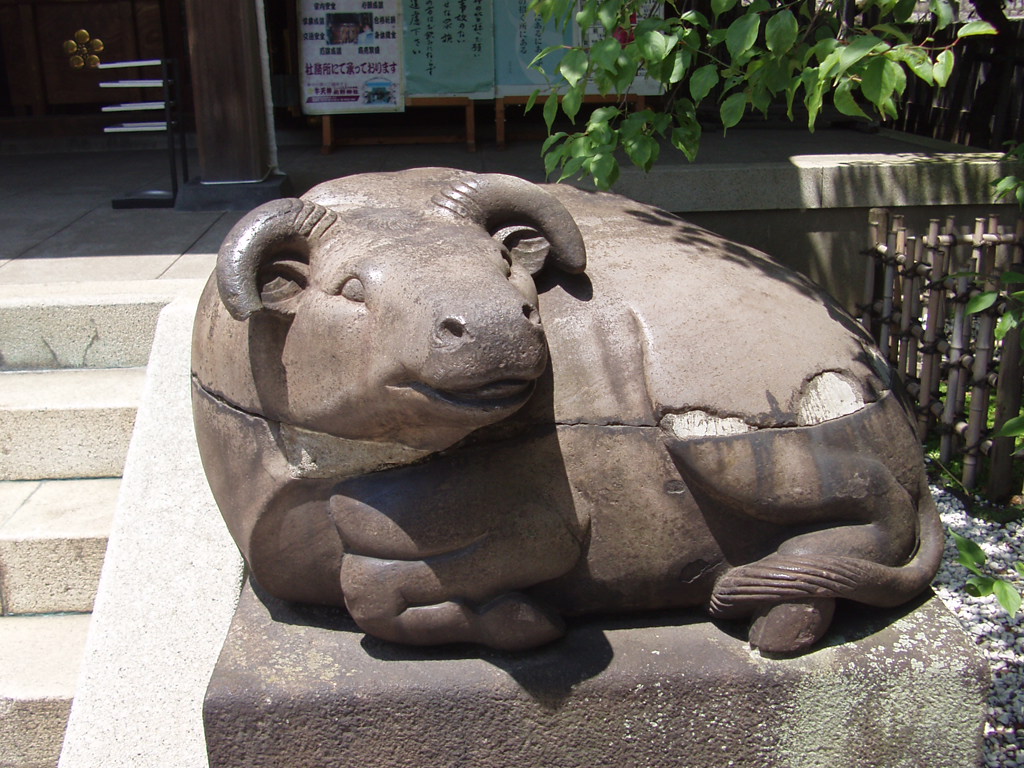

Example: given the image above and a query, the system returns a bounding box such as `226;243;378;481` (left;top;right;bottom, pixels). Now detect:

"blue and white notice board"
298;0;662;114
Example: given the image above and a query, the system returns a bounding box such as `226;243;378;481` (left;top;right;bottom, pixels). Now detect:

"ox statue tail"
664;390;944;652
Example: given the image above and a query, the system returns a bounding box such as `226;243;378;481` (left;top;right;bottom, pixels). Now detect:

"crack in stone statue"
191;167;942;655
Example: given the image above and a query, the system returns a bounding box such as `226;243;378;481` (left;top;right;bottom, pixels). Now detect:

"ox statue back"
192;167;941;655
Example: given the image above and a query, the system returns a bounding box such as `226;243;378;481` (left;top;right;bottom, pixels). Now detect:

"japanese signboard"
493;0;573;96
299;0;404;114
404;0;494;97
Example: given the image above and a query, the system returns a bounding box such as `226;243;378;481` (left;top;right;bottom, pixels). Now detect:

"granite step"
0;613;91;768
0;281;195;372
0;368;146;481
0;479;118;615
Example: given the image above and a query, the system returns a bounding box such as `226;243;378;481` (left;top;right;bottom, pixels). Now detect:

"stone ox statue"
192;167;941;655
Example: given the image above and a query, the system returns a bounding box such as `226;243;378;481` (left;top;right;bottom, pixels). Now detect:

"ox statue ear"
493;226;550;276
432;174;586;275
217;198;337;321
255;251;310;318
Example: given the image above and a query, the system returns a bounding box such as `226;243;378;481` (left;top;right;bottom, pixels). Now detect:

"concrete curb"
614;151;1012;213
58;294;244;768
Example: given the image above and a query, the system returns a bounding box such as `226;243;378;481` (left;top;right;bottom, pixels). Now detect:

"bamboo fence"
861;208;1024;500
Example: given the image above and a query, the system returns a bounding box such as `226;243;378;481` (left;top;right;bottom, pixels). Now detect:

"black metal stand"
99;58;188;209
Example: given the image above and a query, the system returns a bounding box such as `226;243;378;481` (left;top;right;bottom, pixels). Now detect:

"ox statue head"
209;173;587;452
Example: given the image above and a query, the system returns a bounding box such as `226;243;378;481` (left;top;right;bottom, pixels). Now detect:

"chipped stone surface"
796;371;866;426
661;410;756;438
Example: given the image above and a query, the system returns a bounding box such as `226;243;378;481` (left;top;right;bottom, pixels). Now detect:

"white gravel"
930;485;1024;767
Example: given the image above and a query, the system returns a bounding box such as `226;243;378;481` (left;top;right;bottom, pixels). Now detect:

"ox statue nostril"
523;304;540;324
439;317;467;339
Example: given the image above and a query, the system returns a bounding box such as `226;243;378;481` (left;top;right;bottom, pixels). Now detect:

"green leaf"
802;67;826;127
612;57;640;91
637;30;673;64
1001;271;1024;284
625;134;659;170
839;35;886;75
597;1;622;32
667;49;690;84
957;20;998;37
557;154;586;182
995;311;1018;340
559;48;589;87
707;28;729;47
994;415;1024;438
592;37;623;72
690;64;720;102
651;111;672;135
966;291;998;314
543;93;559;131
541;131;567;154
562;80;585;122
818;48;845;79
671;126;700;161
588;106;620;127
764;57;794;93
589;153;619;189
966;574;996;597
720;91;747;129
834;79;868;118
952;531;988;570
894;0;917;22
1016;563;1024;578
993;580;1022;616
994;175;1023;201
712;0;739;19
893;46;935;85
525;89;540;113
575;0;597;29
726;14;761;60
681;10;710;28
543;142;565;176
933;49;955;86
765;10;798;54
879;95;899;120
861;56;898;107
528;44;567;72
871;23;911;44
891;58;907;96
929;0;953;30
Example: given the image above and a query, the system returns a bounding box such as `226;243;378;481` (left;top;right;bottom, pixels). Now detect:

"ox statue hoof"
748;599;837;654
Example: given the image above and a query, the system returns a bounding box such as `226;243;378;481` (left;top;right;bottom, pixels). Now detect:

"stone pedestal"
204;580;988;768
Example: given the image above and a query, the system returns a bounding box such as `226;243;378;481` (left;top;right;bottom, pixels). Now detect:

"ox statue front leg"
327;434;586;650
336;550;566;651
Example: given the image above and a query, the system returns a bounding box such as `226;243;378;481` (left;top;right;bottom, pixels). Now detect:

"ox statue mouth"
403;379;536;410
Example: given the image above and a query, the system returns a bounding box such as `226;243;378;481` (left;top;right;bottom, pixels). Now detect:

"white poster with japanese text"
299;0;404;114
404;0;494;97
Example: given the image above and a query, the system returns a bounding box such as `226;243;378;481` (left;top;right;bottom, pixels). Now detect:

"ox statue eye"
339;276;366;302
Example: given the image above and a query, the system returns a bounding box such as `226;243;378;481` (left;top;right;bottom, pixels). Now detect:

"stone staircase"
0;282;191;768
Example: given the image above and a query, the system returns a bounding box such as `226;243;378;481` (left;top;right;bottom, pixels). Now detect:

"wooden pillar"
183;0;271;182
